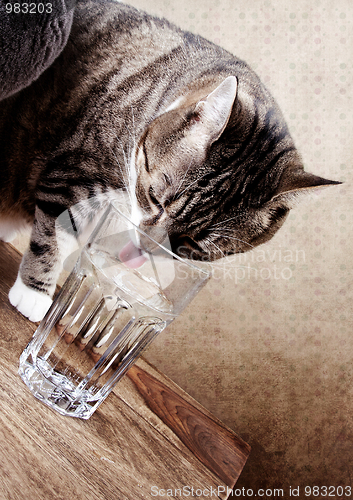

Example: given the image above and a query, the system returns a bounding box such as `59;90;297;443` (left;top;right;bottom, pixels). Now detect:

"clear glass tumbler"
18;201;210;419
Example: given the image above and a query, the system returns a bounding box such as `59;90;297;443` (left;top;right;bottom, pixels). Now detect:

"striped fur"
0;0;337;320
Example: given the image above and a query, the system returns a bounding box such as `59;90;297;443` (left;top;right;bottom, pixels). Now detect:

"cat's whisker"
109;145;127;183
130;106;137;147
204;237;225;258
124;114;137;175
175;172;209;200
209;216;240;228
173;159;193;200
109;145;133;205
208;232;254;249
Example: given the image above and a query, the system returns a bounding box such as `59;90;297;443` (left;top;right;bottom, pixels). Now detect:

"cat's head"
133;76;339;260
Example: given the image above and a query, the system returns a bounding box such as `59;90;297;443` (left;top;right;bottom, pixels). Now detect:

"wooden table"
0;241;250;500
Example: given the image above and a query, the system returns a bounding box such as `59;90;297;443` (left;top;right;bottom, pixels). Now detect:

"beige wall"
12;0;352;492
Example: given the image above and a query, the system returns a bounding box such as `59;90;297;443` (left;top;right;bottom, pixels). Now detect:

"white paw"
9;275;53;323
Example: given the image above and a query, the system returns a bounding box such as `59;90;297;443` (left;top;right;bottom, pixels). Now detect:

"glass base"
18;354;99;419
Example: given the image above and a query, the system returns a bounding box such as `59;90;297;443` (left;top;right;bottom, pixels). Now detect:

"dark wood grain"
0;241;250;500
127;364;250;488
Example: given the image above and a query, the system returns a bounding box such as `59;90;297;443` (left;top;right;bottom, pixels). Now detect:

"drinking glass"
18;201;210;419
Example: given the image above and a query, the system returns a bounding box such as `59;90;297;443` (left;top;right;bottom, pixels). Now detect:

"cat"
0;0;338;322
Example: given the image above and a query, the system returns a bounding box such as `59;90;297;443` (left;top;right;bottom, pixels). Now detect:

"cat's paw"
9;275;52;323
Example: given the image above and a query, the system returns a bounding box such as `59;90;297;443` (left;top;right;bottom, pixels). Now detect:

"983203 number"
305;486;352;497
5;3;53;14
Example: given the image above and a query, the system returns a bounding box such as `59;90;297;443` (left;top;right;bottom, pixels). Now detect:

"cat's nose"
138;224;169;254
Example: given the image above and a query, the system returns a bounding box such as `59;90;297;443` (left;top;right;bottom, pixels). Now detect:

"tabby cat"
0;0;338;322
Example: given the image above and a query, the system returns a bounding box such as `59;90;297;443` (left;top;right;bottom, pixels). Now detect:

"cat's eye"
142;141;149;173
149;187;162;210
163;173;172;186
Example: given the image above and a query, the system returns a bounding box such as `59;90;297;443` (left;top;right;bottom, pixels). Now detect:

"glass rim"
110;199;212;279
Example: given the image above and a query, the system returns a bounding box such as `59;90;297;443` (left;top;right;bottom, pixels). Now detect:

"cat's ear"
191;76;237;146
271;168;341;208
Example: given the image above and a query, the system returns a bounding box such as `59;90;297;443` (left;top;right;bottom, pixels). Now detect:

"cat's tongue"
119;240;147;269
